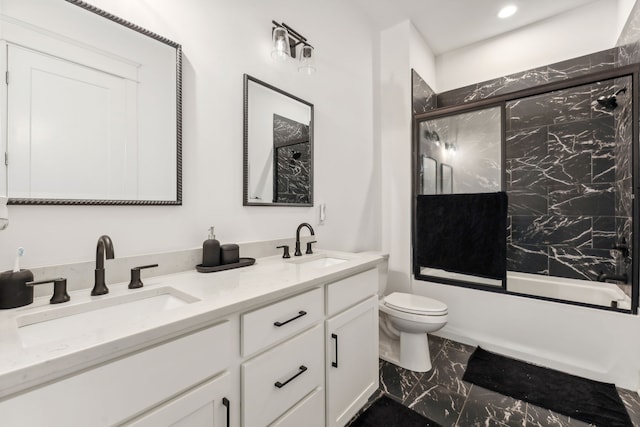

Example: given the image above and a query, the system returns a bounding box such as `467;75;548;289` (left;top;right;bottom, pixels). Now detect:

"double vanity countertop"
0;250;384;400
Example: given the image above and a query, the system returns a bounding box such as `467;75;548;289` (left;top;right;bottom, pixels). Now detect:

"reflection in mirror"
1;0;181;205
420;156;437;195
273;114;311;204
441;163;453;194
244;74;313;206
416;105;503;288
418;106;501;194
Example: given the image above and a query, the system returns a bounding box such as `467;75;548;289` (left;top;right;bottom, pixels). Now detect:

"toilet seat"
383;292;448;316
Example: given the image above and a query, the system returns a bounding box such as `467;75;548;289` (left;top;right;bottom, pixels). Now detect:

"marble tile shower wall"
436;49;617;107
273;114;311;204
506;77;631;282
430;45;640;287
412;69;437;115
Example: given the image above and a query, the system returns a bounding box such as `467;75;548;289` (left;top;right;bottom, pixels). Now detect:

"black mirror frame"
8;0;182;206
243;74;314;207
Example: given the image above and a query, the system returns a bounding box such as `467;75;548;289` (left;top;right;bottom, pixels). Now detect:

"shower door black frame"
412;65;640;315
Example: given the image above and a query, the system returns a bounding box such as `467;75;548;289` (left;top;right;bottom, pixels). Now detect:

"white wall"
436;0;619;92
618;0;637;37
379;20;437;295
0;0;380;269
409;23;438;93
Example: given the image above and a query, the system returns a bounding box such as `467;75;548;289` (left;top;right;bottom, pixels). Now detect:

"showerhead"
597;87;627;111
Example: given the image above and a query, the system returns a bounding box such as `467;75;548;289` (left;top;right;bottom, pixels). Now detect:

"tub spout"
597;271;628;284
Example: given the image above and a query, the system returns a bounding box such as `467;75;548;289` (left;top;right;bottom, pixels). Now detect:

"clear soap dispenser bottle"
202;226;221;267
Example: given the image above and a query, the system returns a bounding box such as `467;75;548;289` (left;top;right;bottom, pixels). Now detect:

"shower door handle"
331;333;339;368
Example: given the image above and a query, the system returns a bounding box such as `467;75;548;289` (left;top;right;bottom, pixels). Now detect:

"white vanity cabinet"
0;321;233;427
325;269;379;427
0;259;383;427
241;288;325;426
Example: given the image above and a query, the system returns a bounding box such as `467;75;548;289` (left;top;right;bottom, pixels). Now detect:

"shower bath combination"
597;87;627;110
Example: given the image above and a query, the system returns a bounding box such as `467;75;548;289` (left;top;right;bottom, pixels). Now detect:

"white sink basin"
16;287;199;348
289;255;349;268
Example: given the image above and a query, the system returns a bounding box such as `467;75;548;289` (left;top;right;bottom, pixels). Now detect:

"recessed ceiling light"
498;5;517;19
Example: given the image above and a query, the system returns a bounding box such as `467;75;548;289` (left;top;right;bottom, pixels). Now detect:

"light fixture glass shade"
271;26;291;61
298;45;316;75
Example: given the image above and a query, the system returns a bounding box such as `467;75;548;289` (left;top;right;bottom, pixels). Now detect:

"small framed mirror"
420;156;438;194
243;74;313;206
441;163;453;194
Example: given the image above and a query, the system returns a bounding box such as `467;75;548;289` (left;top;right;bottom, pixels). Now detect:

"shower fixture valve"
611;239;629;259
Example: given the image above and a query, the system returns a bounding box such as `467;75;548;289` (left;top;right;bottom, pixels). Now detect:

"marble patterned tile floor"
369;336;640;427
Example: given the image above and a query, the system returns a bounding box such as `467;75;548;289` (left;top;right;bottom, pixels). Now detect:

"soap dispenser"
202;226;221;267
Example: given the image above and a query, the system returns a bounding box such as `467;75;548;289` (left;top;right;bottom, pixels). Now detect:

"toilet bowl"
379;292;447;372
364;252;448;372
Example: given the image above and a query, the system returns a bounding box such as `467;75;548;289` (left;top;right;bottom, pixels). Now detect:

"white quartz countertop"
0;250;383;399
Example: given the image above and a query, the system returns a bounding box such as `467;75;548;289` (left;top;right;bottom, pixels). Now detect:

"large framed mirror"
1;0;182;205
243;74;313;206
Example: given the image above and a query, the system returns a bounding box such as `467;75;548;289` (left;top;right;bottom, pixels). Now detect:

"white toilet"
375;256;448;372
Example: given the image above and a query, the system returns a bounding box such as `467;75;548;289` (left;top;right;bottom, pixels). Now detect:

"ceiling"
349;0;603;55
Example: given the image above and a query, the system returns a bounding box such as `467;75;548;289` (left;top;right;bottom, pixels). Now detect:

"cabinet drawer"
242;324;324;427
269;387;325;427
327;268;378;316
0;321;231;427
242;287;323;356
125;371;231;427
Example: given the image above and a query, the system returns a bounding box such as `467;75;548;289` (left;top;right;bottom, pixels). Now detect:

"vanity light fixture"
298;45;316;75
272;21;316;74
271;25;291;61
498;5;517;19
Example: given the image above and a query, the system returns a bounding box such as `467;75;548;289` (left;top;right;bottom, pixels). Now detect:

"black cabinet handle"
274;310;307;327
222;397;230;427
331;333;339;368
274;365;307;388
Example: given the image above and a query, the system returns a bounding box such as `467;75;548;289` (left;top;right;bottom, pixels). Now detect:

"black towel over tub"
415;192;508;280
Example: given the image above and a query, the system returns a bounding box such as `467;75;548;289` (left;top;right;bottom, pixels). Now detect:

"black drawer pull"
274;365;307;388
331;333;339;368
274;310;307;327
222;397;230;427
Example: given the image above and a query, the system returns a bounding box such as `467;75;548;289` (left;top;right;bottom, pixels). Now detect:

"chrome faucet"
92;235;115;295
295;223;315;256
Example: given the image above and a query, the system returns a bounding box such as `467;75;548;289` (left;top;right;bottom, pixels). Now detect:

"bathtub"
507;271;631;310
419;268;631;310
